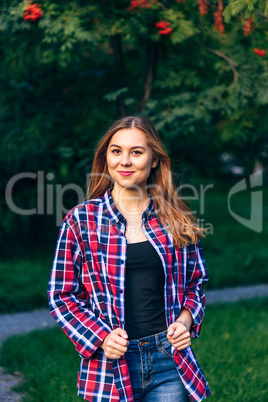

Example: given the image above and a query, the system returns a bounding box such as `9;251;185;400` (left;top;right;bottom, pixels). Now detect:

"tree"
0;0;267;251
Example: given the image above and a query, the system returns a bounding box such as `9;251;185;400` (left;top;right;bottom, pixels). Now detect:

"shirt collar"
103;187;155;226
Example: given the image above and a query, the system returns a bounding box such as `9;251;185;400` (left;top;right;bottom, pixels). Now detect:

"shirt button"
121;260;124;264
119;289;124;293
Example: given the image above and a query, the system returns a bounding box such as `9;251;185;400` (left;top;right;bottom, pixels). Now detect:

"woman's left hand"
166;321;191;351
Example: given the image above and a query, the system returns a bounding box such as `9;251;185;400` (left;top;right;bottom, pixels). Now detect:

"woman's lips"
118;171;135;176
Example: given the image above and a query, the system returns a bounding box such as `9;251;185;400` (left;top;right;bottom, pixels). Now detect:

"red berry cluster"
155;20;173;36
243;17;254;36
128;0;151;11
198;0;208;16
23;1;43;22
253;48;266;57
213;0;224;34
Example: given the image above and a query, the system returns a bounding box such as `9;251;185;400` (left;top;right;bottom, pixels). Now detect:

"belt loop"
155;332;161;350
158;330;167;346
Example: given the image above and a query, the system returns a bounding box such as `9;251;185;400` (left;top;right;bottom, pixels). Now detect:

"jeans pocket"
160;340;173;359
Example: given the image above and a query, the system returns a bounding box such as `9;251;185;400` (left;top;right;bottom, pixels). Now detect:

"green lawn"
1;177;267;312
0;257;53;314
0;298;267;401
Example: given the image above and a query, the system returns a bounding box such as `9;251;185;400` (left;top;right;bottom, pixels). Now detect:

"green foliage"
265;0;268;14
103;87;129;102
160;9;198;44
223;0;267;21
0;0;267;253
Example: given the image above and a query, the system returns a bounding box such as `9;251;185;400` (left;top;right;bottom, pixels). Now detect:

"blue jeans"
124;330;189;401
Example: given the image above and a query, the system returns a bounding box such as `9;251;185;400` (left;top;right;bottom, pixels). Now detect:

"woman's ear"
152;160;158;168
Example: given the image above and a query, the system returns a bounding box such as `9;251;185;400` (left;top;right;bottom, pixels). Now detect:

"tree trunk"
140;40;158;112
110;34;127;117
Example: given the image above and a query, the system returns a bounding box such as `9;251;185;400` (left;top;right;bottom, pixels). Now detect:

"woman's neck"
111;187;150;216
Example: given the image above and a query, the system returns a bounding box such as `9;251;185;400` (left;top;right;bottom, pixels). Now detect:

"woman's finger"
173;340;191;350
106;341;128;354
171;333;190;344
105;352;123;359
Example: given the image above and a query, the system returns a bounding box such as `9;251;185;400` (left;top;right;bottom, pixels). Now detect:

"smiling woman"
107;127;156;191
48;116;211;402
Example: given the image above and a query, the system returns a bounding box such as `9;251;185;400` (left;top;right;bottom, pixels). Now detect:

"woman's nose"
120;153;131;166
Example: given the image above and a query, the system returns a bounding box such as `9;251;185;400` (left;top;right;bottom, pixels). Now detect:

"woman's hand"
166;321;191;351
100;328;129;359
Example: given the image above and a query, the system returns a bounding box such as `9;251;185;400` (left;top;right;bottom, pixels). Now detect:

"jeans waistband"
126;330;168;352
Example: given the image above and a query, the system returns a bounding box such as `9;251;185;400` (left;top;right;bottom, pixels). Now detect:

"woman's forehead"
110;128;149;146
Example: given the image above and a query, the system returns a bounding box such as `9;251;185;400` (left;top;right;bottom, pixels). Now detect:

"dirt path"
1;284;268;401
0;368;23;402
205;283;268;304
1;284;268;345
0;309;56;345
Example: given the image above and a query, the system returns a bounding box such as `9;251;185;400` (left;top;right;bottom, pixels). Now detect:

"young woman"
48;116;211;402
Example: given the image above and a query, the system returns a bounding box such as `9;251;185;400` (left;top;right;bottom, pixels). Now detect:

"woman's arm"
48;218;112;359
181;239;209;338
167;240;209;349
176;307;193;331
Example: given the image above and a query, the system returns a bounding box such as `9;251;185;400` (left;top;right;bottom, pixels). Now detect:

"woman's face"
106;127;157;192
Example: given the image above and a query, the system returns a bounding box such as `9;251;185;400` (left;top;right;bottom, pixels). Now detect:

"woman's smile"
118;171;135;176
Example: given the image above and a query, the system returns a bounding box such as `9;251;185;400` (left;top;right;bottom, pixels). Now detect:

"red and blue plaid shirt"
48;187;211;401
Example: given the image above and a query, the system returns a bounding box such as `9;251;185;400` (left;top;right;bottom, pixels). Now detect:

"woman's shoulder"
61;195;104;226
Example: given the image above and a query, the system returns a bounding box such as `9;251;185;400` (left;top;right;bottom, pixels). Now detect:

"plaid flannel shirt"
48;187;211;402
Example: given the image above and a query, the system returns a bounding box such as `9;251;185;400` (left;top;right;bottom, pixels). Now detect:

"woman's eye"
111;149;141;155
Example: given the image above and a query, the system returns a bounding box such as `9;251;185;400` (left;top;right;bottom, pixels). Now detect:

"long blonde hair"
85;116;206;248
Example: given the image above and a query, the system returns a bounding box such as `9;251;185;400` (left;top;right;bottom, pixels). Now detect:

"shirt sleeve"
182;239;209;339
47;218;111;359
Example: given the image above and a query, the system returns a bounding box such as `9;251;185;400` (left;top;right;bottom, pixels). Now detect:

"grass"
0;257;53;314
0;326;81;402
193;297;268;401
0;298;267;401
0;176;267;312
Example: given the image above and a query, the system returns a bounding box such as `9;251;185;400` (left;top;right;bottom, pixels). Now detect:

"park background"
0;0;268;401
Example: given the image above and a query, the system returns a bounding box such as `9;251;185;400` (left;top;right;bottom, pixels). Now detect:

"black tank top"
124;240;167;340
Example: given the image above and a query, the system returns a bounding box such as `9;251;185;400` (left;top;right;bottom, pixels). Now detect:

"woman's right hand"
100;328;129;359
